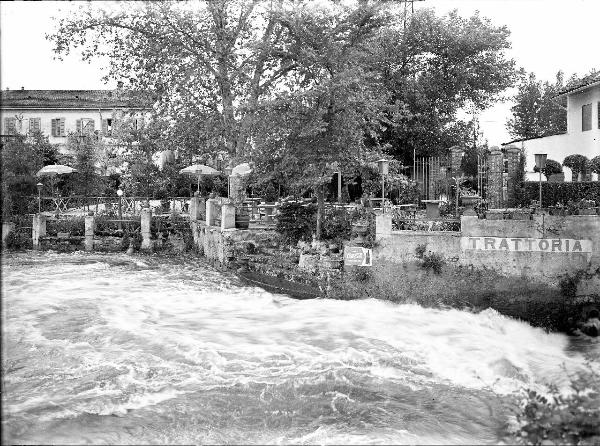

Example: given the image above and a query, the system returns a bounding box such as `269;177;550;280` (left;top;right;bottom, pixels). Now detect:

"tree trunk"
316;184;325;240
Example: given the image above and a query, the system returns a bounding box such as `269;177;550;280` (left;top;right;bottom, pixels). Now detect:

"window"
3;117;16;135
582;103;592;131
29;118;41;134
51;118;66;137
102;118;113;136
76;118;95;135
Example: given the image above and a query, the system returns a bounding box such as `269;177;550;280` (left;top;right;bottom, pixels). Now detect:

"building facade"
0;89;149;151
502;75;600;176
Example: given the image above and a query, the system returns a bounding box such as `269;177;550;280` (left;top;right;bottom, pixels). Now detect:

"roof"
555;72;600;97
0;89;151;109
502;133;566;146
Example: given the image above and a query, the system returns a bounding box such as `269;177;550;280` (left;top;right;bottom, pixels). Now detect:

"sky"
1;0;599;146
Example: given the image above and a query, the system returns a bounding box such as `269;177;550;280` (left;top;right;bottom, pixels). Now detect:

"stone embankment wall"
376;213;600;292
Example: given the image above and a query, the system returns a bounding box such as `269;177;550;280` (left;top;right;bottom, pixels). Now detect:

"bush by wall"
518;182;600;207
276;202;318;245
3;231;33;251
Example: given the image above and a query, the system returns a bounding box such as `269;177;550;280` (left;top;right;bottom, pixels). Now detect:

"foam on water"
2;251;597;444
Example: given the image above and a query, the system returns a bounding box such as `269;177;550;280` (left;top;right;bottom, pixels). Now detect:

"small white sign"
460;236;592;253
344;246;373;266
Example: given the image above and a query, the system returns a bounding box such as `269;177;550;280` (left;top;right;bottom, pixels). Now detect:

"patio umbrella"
180;164;220;192
36;164;78;177
231;162;253;176
36;164;78;198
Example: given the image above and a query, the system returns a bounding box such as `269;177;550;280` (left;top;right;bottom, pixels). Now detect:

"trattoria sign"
461;237;592;253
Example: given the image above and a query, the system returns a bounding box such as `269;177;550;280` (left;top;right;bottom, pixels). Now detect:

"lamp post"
377;159;389;212
36;182;43;213
224;167;232;199
534;153;547;210
117;188;123;231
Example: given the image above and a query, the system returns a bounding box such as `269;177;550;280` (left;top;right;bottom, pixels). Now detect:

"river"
2;252;598;445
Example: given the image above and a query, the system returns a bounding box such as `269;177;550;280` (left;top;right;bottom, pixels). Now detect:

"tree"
250;3;392;238
506;72;543;140
50;0;387;160
1;132;59;217
563;154;590;181
533;158;562;177
590;156;600;175
61;133;107;197
372;9;515;161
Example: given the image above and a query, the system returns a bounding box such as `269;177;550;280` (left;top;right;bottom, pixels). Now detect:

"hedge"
520;181;600;207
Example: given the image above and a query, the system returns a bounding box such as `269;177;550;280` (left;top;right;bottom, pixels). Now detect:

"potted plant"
460;189;481;217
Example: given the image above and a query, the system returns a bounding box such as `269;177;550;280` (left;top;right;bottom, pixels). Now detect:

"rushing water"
2;252;598;445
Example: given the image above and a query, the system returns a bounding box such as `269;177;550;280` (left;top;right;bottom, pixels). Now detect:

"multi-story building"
502;74;600;180
0;89;149;151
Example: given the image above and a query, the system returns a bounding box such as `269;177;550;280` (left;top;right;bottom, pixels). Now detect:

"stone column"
487;147;504;209
140;208;152;251
206;199;216;226
32;214;46;250
189;194;206;222
2;222;15;245
221;202;236;230
375;213;392;240
505;145;522;205
84;214;95;251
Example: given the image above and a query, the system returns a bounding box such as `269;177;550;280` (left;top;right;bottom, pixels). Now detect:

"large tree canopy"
49;1;515;166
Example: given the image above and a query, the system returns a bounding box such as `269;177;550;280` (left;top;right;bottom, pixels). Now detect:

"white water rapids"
2;252;598;445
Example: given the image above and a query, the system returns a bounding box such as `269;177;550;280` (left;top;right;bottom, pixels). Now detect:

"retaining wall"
375;214;600;289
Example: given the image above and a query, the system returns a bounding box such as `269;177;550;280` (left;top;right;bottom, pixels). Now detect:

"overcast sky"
1;0;598;145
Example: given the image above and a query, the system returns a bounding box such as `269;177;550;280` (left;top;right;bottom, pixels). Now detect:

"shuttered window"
51;118;66;137
102;118;113;136
3;117;17;135
76;118;95;135
582;103;592;131
29;118;41;134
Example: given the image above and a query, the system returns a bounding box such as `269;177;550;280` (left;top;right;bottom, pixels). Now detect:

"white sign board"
460;237;592;253
344;246;373;266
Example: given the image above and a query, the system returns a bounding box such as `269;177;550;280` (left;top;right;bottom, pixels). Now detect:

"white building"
0;89;149;151
502;75;600;178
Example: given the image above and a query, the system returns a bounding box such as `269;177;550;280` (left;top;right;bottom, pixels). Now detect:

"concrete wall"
375;214;600;287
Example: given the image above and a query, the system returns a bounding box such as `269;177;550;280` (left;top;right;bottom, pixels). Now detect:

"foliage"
275;202;317;246
515;182;600;208
421;252;445;274
507;71;567;139
376;9;515;160
1;132;59;218
321;208;352;242
121;229;142;251
3;231;33;251
533;158;562;177
46;217;85;236
563;155;590;181
511;362;600;445
415;244;427;259
590;156;600;174
59;133;107;197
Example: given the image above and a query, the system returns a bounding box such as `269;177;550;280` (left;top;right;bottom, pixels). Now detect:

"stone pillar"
206;199;217;226
2;222;15;245
505;145;522;205
487;147;504;209
449;146;464;179
189;195;205;222
221;202;236;230
140;208;152;251
32;214;46;250
84;215;95;251
375;213;392;240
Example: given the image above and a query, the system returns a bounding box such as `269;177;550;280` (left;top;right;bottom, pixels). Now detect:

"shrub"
591;155;600;174
510;362;600;445
533;158;562;176
415;244;427;259
517;182;600;208
276;202;317;245
421;252;445;274
563;154;590;179
46;217;85;236
321;207;352;242
4;231;32;251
